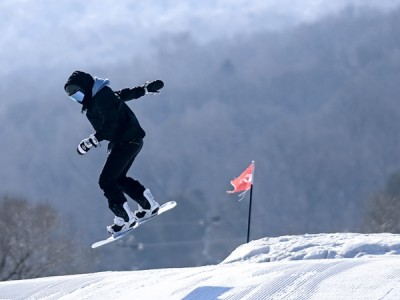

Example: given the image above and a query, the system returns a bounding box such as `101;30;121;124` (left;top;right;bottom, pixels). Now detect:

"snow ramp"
1;233;400;299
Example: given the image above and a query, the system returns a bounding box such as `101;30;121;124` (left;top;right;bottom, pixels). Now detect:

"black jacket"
65;71;146;147
88;85;146;145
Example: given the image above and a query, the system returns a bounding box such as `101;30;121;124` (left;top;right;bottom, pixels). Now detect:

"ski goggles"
69;91;85;103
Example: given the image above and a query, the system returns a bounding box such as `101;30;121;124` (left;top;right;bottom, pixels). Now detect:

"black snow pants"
98;139;148;221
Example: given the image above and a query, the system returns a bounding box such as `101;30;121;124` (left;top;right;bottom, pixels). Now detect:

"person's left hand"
144;80;164;94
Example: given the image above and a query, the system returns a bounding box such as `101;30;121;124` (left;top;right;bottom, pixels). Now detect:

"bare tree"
0;196;93;281
362;172;400;233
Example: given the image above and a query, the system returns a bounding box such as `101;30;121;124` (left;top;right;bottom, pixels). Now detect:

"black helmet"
64;71;94;104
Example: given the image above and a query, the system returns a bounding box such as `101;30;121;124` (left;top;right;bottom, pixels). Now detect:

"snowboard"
91;201;177;249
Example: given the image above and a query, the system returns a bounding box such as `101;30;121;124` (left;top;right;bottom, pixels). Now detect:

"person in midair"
64;71;164;236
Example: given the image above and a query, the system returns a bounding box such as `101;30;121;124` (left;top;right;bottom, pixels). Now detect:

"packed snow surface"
1;233;400;299
222;232;400;263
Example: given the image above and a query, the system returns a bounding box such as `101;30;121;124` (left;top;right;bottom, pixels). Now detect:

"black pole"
246;184;254;243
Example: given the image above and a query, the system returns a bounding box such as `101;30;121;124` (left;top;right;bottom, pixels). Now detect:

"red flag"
227;162;254;194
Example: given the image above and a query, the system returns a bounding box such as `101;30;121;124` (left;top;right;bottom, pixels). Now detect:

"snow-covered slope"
222;233;400;263
1;233;400;300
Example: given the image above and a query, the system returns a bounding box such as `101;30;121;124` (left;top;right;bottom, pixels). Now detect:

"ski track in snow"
1;233;400;299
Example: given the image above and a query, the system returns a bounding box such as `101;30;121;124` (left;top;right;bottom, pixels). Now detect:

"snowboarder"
64;71;163;236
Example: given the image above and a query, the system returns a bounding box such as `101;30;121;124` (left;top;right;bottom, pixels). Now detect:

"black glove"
77;134;99;155
144;80;164;94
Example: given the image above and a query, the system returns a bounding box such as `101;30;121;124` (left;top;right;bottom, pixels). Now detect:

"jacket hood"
92;77;110;97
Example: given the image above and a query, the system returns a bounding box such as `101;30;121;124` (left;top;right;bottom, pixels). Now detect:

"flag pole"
246;161;255;243
246;183;253;243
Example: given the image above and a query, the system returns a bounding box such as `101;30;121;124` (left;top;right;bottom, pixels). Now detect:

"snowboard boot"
135;189;160;220
107;202;138;236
